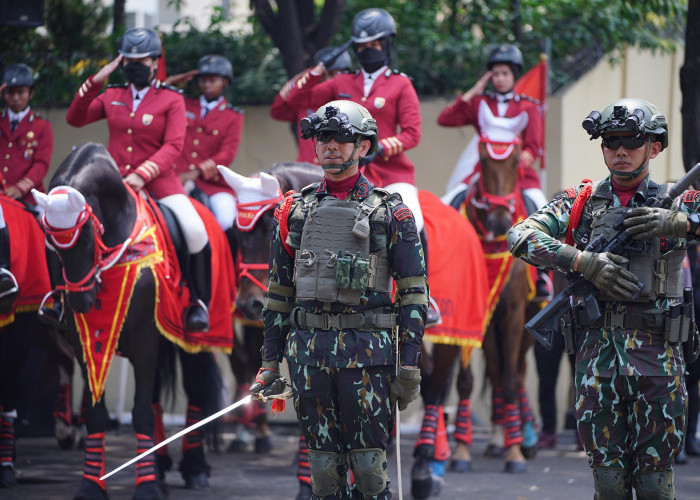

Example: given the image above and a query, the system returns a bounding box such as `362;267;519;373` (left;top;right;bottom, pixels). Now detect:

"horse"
33;142;235;499
444;116;541;476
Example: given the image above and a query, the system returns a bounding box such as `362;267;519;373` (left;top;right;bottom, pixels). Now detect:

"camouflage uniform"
262;173;427;499
510;174;694;479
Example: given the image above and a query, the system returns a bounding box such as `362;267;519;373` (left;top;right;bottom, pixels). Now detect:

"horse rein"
466;175;522;242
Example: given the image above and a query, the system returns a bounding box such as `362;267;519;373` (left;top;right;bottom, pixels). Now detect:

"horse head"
470;102;529;240
33;142;136;313
219;162;323;321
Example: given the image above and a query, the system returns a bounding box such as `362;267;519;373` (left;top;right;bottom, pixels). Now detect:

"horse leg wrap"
414;403;438;457
182;405;203;453
297;435;311;486
135;434;157;487
592;467;632;500
454;399;472;446
634;470;675;500
53;383;72;424
492;387;505;426
434;406;450;462
83;432;106;490
518;387;534;425
504;403;522;448
307;450;347;497
0;411;16;468
349;448;387;497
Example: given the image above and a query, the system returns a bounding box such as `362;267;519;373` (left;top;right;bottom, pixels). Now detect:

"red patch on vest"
394;207;412;221
684;190;700;204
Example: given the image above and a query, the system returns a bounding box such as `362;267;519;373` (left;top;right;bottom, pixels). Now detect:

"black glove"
318;40;352;69
249;360;286;398
390;366;421;411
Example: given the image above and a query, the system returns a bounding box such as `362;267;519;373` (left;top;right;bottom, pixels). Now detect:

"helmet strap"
319;137;363;174
608;137;651;180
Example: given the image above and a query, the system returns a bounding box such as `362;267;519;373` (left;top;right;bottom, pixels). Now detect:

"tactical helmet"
197;55;234;82
314;47;352;72
487;44;523;75
351;8;397;43
119;28;162;58
300;100;378;154
2;63;34;88
583;98;668;151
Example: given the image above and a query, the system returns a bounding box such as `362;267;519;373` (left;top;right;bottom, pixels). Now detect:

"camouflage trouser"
574;370;687;474
288;362;395;500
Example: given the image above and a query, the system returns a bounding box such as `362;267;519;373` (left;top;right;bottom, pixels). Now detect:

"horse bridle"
467;175;520;240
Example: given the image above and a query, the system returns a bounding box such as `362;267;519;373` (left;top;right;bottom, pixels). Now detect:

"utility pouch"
561;316;576;354
664;303;683;343
335;250;353;289
350;254;370;291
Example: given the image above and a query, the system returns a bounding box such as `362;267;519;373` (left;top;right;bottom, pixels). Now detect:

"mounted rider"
65;27;211;333
509;98;699;499
249;100;427;500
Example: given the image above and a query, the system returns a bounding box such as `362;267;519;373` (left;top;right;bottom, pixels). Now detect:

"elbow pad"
507;219;549;256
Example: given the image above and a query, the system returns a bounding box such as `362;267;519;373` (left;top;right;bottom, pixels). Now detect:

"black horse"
36;143;219;499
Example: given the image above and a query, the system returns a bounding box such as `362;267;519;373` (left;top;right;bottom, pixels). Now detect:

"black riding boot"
419;228;441;328
184;244;211;333
0;226;18;312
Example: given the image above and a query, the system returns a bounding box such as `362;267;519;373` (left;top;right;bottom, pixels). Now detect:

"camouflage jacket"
261;173;427;368
512;174;700;377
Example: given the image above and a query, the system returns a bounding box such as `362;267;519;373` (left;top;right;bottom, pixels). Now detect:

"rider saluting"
250;100;426;499
508;98;699;499
66;27;211;333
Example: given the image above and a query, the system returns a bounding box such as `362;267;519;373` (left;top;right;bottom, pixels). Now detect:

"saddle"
153;199;188;283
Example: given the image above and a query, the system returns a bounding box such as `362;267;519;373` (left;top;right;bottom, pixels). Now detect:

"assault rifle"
525;162;700;351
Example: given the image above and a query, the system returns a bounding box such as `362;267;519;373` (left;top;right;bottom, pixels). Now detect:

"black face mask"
356;47;386;73
123;62;153;88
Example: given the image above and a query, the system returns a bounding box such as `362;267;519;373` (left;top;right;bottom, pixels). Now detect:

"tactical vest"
287;186;394;306
575;182;685;303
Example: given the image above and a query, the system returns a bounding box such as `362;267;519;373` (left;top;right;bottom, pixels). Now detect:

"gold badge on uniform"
27;131;35;139
374;97;386;109
142;114;153;126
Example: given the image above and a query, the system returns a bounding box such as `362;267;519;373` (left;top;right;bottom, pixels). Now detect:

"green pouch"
335;250;353;289
350;254;370;291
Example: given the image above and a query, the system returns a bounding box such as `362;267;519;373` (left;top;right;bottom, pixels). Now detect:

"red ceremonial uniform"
0;109;53;204
437;92;543;190
175;96;245;196
285;68;421;187
66;76;186;199
270;74;318;164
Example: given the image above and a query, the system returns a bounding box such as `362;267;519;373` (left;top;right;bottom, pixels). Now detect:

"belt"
290;307;396;331
575;307;665;334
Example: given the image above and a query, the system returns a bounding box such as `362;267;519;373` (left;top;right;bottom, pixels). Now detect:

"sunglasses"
602;135;647;150
316;130;357;144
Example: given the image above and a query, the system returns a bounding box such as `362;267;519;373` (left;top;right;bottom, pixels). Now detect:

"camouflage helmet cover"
119;28;162;58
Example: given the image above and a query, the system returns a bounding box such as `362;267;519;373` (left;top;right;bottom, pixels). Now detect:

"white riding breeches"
522;187;548;212
209;192;236;232
383;182;424;233
158;194;208;254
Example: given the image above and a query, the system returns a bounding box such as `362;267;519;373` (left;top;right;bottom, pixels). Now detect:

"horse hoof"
73;478;108;500
411;458;433;499
227;438;248;453
0;465;17;488
504;460;527;473
132;481;166;500
448;459;472;473
295;481;312;500
184;472;210;489
254;436;272;454
430;474;445;496
483;443;504;458
521;445;537;460
413;443;435;459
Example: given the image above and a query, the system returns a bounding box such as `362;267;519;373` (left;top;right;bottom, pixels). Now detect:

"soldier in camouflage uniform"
250;100;427;499
508;98;700;499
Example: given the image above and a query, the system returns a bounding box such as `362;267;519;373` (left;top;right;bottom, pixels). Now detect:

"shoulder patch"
393;207;413;221
106;83;129;89
684;190;700;204
227;104;244;114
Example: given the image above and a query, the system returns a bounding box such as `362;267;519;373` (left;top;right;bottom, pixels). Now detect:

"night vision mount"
582;106;646;140
300;105;356;141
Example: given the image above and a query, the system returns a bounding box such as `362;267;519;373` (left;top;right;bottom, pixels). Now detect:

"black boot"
419;228;441;328
0;226;18;313
184;244;211;333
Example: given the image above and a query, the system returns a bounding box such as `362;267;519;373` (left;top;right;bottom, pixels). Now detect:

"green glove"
623;207;688;240
577;251;641;301
250;360;286;398
390;366;421;411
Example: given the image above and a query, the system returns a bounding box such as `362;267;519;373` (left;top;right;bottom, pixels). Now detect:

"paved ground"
6;422;700;500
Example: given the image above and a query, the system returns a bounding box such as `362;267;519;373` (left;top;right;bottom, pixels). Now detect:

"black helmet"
351;8;396;43
197;55;234;82
119;28;162;58
313;47;352;72
487;44;523;75
2;63;34;88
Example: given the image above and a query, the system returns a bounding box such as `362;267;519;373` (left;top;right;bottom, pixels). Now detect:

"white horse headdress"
218;167;283;231
477;100;529;160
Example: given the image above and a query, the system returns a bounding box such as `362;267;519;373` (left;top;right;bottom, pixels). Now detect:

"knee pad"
592;467;632;500
349;448;387;496
307;450;346;497
634;470;675;500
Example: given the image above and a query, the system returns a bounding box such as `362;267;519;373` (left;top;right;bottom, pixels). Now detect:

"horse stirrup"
38;289;65;325
0;268;19;299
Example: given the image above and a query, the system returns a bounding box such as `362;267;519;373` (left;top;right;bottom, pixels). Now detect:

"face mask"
356;47;386;73
123;62;153;88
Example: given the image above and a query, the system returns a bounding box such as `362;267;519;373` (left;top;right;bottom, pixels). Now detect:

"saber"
101;395;252;481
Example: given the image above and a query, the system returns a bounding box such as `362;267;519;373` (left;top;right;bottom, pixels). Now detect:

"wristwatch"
688;211;700;236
